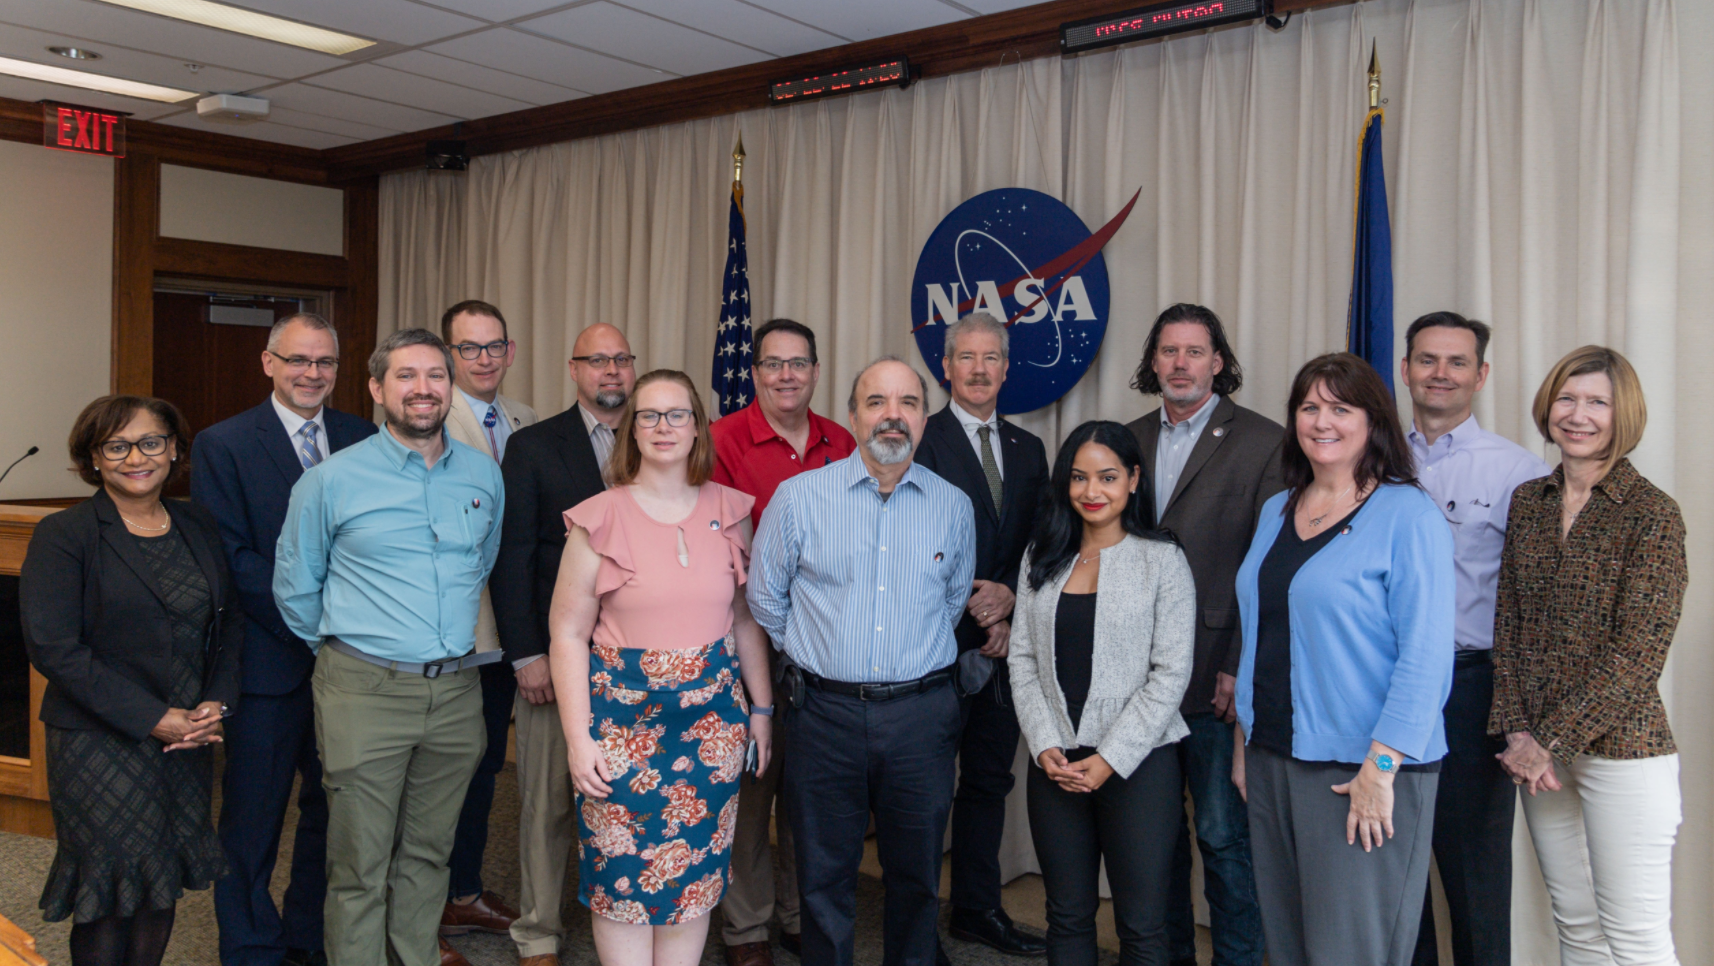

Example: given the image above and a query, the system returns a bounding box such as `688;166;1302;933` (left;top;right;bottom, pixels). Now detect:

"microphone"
0;446;39;487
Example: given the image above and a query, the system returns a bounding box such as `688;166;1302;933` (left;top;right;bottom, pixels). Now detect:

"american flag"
712;179;753;416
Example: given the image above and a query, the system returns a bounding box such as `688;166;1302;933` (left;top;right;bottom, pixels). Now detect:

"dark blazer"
914;404;1050;653
491;403;608;665
190;399;377;694
21;489;244;742
1127;396;1285;714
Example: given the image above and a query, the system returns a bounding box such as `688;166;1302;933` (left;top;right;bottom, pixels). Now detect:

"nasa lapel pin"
472;498;481;508
934;551;945;562
709;519;721;530
1212;427;1225;438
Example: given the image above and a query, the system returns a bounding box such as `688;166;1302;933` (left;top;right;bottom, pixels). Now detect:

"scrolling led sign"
1061;0;1267;53
769;58;911;104
41;102;126;157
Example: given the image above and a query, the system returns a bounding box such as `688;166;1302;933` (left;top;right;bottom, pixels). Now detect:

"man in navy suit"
913;312;1050;960
193;313;378;966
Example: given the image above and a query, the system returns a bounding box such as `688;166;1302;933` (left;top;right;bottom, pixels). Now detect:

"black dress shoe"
937;943;953;966
948;908;1048;956
283;950;328;966
779;931;802;958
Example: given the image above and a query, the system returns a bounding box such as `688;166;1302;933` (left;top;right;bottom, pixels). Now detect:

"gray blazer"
1008;533;1196;778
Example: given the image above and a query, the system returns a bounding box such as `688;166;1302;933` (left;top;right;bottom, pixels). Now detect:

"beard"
386;394;448;439
863;418;915;466
594;388;628;411
1160;376;1212;408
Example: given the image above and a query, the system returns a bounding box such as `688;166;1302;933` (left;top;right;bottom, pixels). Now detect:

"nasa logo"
911;187;1138;414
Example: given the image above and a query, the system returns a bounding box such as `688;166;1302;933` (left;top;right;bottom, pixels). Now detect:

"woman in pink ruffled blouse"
548;369;775;966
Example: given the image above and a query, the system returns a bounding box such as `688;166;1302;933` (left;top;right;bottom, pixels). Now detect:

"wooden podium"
0;504;60;838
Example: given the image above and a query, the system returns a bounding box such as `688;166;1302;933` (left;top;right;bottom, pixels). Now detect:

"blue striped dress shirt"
748;449;976;683
273;426;504;663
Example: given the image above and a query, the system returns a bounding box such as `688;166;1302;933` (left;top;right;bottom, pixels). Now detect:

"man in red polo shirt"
713;317;855;966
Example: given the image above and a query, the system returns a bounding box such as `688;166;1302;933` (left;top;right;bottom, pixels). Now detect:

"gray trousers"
1246;746;1437;966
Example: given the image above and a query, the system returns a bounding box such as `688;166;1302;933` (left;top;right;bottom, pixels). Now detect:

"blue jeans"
1167;713;1264;966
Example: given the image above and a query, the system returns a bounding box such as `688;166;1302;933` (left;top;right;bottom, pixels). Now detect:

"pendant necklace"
1307;485;1355;529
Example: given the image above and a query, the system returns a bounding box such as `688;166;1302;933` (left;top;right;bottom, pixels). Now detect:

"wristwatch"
1366;751;1398;774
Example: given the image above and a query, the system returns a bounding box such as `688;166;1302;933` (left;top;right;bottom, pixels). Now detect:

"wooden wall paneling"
154;237;349;289
334;177;379;419
112;152;158;395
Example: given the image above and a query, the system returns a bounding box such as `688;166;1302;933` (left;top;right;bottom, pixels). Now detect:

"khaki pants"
721;712;800;944
509;690;577;959
312;646;485;966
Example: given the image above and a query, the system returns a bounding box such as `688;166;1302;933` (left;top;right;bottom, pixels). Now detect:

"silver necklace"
120;504;169;532
1307;485;1355;529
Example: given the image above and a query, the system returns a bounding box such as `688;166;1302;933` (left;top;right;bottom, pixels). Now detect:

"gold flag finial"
1367;41;1381;109
733;134;746;184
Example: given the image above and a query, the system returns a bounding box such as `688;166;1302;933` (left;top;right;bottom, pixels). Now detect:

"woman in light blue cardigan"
1232;354;1454;966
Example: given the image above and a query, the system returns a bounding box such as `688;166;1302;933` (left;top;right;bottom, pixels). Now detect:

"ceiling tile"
303;62;533;118
610;0;848;56
743;0;966;42
0;23;276;94
406;0;580;25
0;72;182;117
516;1;768;74
0;0;345;79
262;104;402;138
220;0;487;47
377;48;585;104
153;110;360;148
954;0;1044;12
261;81;461;133
427;27;669;95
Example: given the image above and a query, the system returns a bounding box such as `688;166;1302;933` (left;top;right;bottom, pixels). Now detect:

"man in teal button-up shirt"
274;328;503;966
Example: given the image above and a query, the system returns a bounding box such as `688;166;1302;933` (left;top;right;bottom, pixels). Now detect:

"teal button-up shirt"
274;425;505;663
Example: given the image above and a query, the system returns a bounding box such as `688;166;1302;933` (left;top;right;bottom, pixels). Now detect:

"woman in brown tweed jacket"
1490;346;1686;966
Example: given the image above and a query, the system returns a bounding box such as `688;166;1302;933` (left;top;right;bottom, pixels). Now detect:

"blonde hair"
605;369;714;487
1531;345;1646;476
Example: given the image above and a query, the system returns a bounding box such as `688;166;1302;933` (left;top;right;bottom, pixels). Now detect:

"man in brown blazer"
1125;304;1282;966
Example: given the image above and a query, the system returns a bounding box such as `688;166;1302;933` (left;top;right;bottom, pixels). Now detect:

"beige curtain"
380;0;1713;960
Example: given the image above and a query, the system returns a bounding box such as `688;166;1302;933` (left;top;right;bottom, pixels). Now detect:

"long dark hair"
1026;421;1173;590
1130;303;1245;397
1280;353;1418;517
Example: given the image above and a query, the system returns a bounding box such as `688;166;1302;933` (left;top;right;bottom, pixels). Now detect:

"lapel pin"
1212;427;1225;438
709;520;721;530
934;551;944;562
1340;525;1352;535
472;498;481;508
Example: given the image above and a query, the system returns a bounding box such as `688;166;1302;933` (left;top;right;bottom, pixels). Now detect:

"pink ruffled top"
564;482;755;653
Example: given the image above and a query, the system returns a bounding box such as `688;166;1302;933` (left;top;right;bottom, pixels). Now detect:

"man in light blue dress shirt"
1399;313;1550;966
749;356;976;966
274;328;504;966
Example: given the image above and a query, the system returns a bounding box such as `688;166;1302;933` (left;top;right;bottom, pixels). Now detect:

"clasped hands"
1038;748;1115;794
968;579;1014;658
151;700;224;752
1497;731;1561;795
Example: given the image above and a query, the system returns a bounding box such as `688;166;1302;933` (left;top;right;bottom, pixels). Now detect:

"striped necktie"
977;424;1003;514
299;422;323;469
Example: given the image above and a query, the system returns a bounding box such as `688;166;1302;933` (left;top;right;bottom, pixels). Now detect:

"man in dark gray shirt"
1126;304;1283;966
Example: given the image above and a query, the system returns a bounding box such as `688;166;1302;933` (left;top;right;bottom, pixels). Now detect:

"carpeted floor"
0;753;1137;966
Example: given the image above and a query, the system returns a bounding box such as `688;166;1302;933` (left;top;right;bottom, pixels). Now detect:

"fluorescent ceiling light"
93;0;376;56
0;54;197;102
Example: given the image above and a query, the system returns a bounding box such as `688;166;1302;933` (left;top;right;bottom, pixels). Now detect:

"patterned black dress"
39;527;228;923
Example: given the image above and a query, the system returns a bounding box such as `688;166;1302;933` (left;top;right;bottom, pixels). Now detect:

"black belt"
328;637;502;678
800;667;954;702
1454;649;1492;668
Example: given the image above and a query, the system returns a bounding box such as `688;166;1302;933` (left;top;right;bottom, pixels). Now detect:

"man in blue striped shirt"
274;328;503;966
749;356;976;966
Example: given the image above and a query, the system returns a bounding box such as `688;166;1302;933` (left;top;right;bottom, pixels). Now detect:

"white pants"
1520;753;1681;966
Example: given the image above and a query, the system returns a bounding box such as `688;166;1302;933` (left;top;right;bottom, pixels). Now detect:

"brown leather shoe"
440;937;472;966
519;955;559;966
440;891;521;936
726;941;775;966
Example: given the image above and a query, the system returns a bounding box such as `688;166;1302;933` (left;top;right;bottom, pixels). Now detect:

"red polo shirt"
711;400;856;524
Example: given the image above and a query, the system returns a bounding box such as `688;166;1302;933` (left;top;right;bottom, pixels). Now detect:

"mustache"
962;375;991;386
868;418;912;442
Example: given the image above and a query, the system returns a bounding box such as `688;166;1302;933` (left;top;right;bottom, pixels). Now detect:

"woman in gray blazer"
1009;420;1196;966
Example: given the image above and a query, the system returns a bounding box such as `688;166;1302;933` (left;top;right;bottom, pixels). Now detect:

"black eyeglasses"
756;357;813;374
635;409;694;428
572;353;636;370
99;434;172;461
450;340;511;360
268;351;340;372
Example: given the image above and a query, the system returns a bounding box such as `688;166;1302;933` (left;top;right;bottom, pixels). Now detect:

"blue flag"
1347;107;1393;393
712;180;753;416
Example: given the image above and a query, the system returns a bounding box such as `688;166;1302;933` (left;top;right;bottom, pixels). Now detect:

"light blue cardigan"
1235;483;1455;765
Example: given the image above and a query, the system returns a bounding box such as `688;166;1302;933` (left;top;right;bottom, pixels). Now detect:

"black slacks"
1411;655;1514;966
1026;744;1182;966
950;666;1021;912
782;678;962;966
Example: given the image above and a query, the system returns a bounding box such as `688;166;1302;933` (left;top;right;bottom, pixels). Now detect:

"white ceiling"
0;0;1040;150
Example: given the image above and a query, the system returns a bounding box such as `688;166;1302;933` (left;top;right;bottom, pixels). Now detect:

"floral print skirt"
579;634;750;925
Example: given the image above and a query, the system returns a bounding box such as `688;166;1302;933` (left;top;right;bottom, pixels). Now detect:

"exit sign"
42;102;126;157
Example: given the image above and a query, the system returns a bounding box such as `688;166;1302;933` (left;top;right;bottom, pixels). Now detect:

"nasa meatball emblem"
911;187;1138;414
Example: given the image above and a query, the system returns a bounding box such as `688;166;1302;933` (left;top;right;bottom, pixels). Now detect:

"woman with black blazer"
20;395;242;966
1009;421;1195;966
